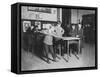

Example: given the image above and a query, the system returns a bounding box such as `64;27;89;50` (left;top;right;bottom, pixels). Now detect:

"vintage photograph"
21;5;96;71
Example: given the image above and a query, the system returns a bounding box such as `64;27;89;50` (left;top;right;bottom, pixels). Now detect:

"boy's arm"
50;30;63;39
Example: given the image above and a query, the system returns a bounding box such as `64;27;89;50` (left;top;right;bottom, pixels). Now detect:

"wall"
71;9;95;24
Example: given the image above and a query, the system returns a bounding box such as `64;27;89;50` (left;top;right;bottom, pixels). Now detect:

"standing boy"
43;24;57;64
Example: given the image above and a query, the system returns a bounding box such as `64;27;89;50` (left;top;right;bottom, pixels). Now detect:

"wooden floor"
21;42;95;71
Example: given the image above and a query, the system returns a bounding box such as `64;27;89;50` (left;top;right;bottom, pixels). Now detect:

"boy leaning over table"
53;21;69;62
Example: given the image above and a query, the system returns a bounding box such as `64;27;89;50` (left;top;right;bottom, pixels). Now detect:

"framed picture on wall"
22;21;31;32
11;2;98;74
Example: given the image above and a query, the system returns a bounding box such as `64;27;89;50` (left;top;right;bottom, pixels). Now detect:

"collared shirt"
43;25;55;45
54;26;64;37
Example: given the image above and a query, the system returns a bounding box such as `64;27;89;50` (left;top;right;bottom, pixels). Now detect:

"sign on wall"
21;6;58;21
27;7;52;13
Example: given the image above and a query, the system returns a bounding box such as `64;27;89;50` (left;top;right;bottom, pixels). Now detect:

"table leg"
64;40;66;54
64;41;67;55
59;44;61;56
78;40;81;54
63;40;69;62
67;41;70;56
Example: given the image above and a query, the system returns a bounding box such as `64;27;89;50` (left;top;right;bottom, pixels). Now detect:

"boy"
54;21;65;57
42;24;57;64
